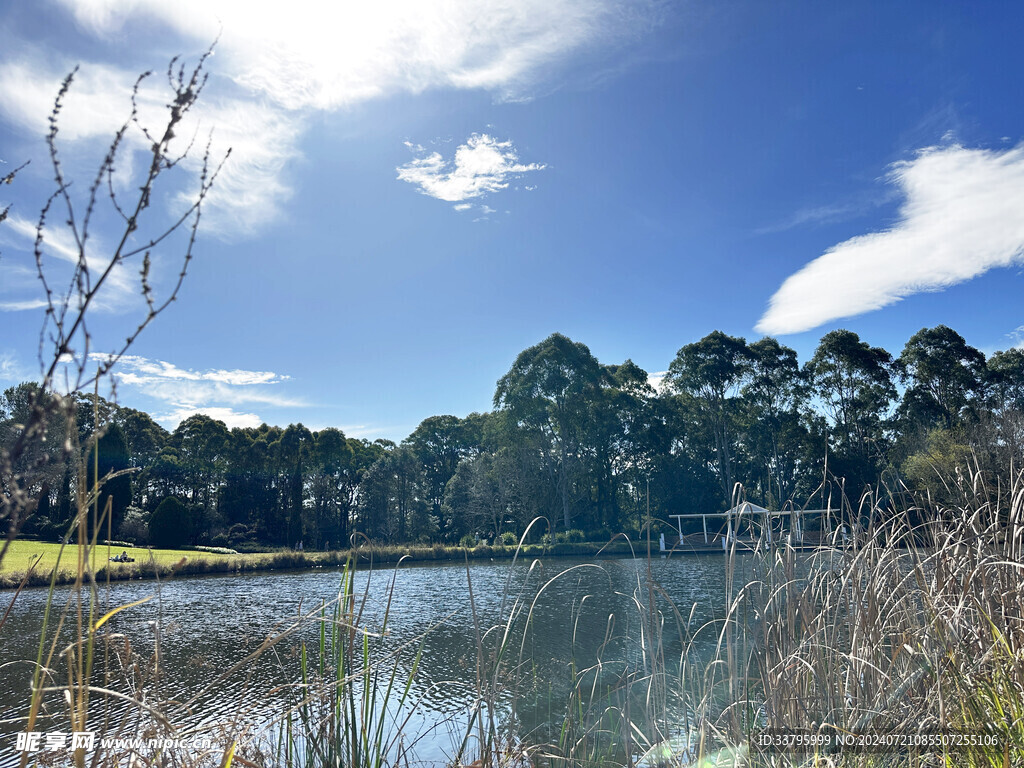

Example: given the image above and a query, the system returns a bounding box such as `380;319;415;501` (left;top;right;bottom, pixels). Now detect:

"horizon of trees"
4;324;1023;550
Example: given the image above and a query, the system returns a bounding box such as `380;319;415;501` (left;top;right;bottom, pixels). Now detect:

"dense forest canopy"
4;325;1023;550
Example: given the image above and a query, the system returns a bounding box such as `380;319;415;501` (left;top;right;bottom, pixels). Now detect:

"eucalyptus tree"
118;407;169;469
86;421;132;539
117;407;169;509
404;413;483;535
275;423;314;547
173;414;231;541
441;452;502;541
309;427;354;549
898;325;986;431
806;330;897;489
494;333;604;530
665;331;754;506
0;383;69;503
585;360;653;532
356;445;432;543
978;348;1024;469
649;389;723;522
218;425;282;541
742;337;813;508
987;348;1024;413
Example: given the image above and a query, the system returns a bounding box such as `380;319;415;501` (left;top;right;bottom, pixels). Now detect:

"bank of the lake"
0;538;645;590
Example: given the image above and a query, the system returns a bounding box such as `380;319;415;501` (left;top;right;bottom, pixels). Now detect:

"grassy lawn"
1;538;639;589
1;539;267;579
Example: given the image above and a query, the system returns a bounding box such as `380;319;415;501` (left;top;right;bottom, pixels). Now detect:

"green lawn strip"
0;540;272;586
1;539;640;589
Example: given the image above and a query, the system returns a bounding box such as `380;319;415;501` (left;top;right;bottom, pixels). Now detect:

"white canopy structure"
665;503;839;550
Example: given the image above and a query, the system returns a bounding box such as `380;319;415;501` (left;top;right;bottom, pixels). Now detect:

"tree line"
4;324;1023;550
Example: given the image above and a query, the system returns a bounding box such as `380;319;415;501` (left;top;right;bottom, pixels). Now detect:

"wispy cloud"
0;60;299;239
1009;326;1024;351
757;143;1024;335
57;0;651;109
755;189;899;235
116;355;290;387
161;405;264;430
109;355;302;428
397;134;544;205
0;299;49;312
0;214;137;312
0;0;657;239
0;351;29;383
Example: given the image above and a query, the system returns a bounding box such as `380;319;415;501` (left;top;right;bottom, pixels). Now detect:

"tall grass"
744;467;1024;767
5;466;1024;767
274;557;429;768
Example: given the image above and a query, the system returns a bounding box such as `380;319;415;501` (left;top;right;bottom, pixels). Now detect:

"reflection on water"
0;553;766;765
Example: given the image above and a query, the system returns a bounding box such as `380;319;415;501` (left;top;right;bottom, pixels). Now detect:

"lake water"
0;553;764;766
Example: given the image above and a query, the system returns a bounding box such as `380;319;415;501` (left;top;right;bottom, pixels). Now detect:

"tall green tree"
117;407;169;509
898;325;986;431
741;337;813;508
87;422;132;539
494;333;604;529
404;414;483;535
276;423;313;547
585;360;653;532
356;445;432;543
309;427;354;549
665;331;753;505
806;330;896;490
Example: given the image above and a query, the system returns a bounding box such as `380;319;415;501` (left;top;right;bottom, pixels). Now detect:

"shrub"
118;506;149;545
192;545;238;555
227;523;254;546
459;533;477;548
210;532;230;548
149;497;188;549
564;528;585;543
232;541;271;554
500;531;518;547
100;540;136;548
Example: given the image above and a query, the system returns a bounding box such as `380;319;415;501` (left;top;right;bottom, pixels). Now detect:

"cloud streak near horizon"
113;355;302;429
757;143;1024;334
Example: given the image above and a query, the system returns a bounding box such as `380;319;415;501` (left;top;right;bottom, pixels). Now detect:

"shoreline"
0;540;652;591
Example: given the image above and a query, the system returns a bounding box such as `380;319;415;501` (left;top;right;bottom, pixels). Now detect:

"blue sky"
2;0;1023;440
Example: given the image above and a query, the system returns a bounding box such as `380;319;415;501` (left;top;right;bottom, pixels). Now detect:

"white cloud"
397;133;544;204
1010;325;1024;351
1;214;138;312
116;355;289;387
0;299;49;312
0;351;28;382
757;143;1024;335
647;370;668;393
340;423;408;440
0;60;299;239
56;0;646;109
160;405;263;430
109;355;302;428
4;1;653;238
